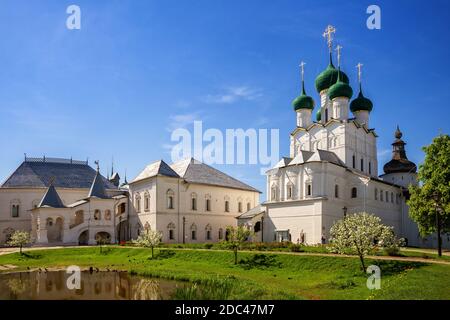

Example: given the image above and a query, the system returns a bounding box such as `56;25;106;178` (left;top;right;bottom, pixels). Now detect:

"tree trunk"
151;246;154;259
20;245;22;255
234;247;238;264
359;254;366;272
437;213;442;257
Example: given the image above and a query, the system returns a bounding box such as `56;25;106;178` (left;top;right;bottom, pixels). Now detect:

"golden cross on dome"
335;45;343;67
299;61;306;82
322;25;336;51
356;63;363;83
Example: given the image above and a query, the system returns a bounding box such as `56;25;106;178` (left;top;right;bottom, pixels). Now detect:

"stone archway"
95;232;111;244
47;217;63;243
78;230;89;245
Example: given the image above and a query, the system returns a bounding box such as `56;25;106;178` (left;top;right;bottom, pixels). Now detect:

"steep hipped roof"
132;160;180;183
171;158;260;193
88;170;109;199
1;158;116;189
38;184;65;208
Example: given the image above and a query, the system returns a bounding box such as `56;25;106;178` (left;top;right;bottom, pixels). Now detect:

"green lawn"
0;247;449;300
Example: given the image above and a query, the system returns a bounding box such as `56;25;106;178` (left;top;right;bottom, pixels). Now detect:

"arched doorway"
47;217;63;243
78;230;89;245
95;232;111;244
116;220;128;243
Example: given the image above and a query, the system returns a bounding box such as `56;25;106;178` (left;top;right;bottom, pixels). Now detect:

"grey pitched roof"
1;159;116;189
237;204;265;219
38;184;65;208
132;160;180;183
170;158;260;193
88;171;109;199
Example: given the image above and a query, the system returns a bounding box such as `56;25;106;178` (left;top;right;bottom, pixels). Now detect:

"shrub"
238;254;282;270
204;243;213;249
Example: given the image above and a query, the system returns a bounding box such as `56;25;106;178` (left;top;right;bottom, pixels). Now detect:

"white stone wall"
128;175;260;243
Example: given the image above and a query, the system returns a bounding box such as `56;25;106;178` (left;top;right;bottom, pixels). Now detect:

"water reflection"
0;271;183;300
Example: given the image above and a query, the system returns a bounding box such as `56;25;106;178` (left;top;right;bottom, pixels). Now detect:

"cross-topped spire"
299;61;306;94
94;160;100;172
299;61;306;82
322;25;336;52
356;63;363;84
335;45;343;67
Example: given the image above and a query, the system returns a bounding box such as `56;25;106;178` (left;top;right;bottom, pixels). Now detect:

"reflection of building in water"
0;271;180;300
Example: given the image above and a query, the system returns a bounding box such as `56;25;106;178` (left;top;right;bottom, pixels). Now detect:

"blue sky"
0;0;449;198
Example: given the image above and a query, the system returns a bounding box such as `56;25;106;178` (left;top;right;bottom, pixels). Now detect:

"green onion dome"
292;83;315;111
316;109;321;122
350;85;373;112
328;78;353;100
315;55;350;93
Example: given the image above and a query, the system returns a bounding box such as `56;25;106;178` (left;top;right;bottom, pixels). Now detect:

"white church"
0;25;447;249
238;25;449;249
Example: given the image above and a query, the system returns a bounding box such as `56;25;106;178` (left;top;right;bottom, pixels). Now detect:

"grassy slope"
0;247;449;300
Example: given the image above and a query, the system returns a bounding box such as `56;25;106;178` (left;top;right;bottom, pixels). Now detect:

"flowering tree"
328;212;398;271
224;226;253;264
7;230;31;255
134;230;162;259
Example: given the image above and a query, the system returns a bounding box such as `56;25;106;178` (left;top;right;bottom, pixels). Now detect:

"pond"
0;270;189;300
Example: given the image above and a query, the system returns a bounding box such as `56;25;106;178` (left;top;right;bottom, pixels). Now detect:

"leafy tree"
408;134;450;256
134;230;162;259
7;231;31;255
224;226;252;264
328;212;398;271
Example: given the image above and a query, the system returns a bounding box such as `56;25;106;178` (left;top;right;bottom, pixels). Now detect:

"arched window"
11;200;20;218
218;228;224;240
287;183;293;200
360;158;364;171
334;185;339;198
104;210;111;221
271;185;278;201
325;108;329;122
94;210;101;220
238;202;242;213
205;224;212;240
135;193;141;213
352;155;356;169
391;192;394;203
167;189;175;209
247;202;251;211
225;201;230;212
205;194;211;211
374;188;378;200
386;191;389;202
144;192;150;212
306;183;312;197
351;187;358;198
254;221;261;233
167;222;176;240
380;190;384;201
46;217;53;227
74;210;84;226
190;223;197;240
369;162;372;175
191;193;197;211
117;203;126;215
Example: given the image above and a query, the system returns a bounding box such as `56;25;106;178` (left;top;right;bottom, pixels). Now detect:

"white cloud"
377;149;391;160
203;86;262;104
